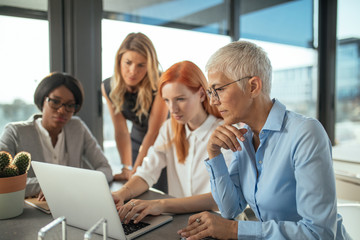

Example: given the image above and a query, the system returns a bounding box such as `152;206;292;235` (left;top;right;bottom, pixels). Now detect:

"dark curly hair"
34;72;84;113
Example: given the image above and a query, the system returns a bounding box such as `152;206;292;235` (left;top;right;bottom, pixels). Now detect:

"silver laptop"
31;161;173;240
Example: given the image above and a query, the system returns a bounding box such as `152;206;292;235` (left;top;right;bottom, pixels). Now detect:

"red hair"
159;61;221;164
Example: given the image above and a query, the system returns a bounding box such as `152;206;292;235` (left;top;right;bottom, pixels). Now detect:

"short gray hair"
205;40;272;95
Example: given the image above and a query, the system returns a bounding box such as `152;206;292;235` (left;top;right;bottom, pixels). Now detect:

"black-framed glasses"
206;76;252;102
46;97;79;113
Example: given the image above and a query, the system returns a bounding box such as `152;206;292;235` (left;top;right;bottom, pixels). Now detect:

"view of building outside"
335;0;360;147
335;38;360;144
254;40;318;118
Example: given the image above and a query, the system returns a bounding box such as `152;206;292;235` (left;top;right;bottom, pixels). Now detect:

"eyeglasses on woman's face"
46;97;79;113
206;76;252;102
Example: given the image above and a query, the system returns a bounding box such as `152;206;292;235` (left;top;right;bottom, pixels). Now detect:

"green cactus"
13;151;31;175
1;164;19;177
0;151;12;171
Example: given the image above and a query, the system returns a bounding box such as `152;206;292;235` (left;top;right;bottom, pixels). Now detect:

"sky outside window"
0;15;49;104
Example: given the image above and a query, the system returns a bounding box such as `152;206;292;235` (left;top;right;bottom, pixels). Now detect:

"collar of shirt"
243;98;286;139
35;117;65;164
184;114;218;141
35;117;52;145
35;117;65;143
261;98;286;132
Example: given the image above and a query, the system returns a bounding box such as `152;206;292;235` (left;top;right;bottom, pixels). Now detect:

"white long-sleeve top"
135;114;232;198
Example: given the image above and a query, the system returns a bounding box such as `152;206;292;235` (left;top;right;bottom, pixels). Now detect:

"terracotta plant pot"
0;173;27;219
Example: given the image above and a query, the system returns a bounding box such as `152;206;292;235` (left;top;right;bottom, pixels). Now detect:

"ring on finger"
130;202;135;207
196;218;201;223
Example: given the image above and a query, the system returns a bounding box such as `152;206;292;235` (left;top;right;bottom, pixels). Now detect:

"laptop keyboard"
122;220;150;235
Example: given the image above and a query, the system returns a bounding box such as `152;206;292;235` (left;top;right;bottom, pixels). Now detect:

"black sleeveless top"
103;77;156;133
103;77;155;163
103;78;169;193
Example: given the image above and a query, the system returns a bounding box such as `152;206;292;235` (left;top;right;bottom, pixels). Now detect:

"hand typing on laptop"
111;191;125;207
118;199;164;224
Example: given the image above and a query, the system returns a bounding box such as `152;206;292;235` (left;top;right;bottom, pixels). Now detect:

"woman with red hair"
112;61;232;223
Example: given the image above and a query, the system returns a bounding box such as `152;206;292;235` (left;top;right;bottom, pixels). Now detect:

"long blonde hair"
110;32;160;119
159;61;221;164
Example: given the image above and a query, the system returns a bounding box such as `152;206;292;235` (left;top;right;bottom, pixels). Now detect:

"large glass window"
0;15;49;132
239;0;317;118
254;40;318;118
101;19;230;169
335;0;360;146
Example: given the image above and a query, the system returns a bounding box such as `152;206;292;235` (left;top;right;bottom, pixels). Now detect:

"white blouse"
35;118;67;165
135;115;232;198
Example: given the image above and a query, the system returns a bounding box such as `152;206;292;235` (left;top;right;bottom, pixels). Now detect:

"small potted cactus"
0;151;31;219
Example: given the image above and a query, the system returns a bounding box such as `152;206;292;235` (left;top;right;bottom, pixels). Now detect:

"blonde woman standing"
102;33;168;189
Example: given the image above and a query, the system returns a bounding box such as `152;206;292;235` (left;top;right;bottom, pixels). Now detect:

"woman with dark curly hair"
0;72;113;198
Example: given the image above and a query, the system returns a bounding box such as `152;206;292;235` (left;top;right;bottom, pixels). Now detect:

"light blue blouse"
205;99;350;239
